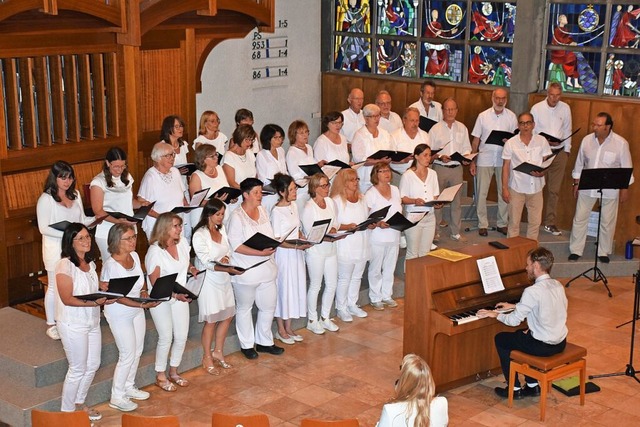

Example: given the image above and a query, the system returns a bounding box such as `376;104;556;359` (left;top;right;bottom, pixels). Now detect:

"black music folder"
485;130;517;147
539;128;580;145
214;258;269;273
108;201;156;223
75;275;140;301
173;270;206;300
368;150;412;163
513;155;556;174
49;215;106;232
128;273;177;303
449;152;477;163
326;159;351;169
286;218;331;245
386;212;422;232
174;163;197;176
419;116;438;132
243;228;295;250
212;186;242;201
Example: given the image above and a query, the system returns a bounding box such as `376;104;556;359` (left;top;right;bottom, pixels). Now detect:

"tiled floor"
93;275;640;426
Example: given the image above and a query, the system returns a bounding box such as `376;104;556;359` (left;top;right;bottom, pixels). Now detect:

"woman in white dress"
100;224;156;412
138;142;188;240
193;110;227;154
330;168;373;323
192;199;243;373
286;120;326;215
145;213;198;392
55;223;113;421
270;173;310;345
256;124;288;213
188;144;230;227
377;354;448;427
399;144;441;261
365;163;402;311
37;161;93;340
313;111;351;165
227;178;282;359
222;125;258;221
303;174;341;335
90;147;145;261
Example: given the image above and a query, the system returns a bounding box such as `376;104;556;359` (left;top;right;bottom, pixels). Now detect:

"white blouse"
192;226;233;287
399;169;440;220
286;144;316;181
138;166;185;238
313;133;350;164
193;132;228;154
145;239;191;287
100;252;145;319
90;172;134;239
302;197;338;258
55;258;100;327
365;185;402;244
332;195;370;262
256;147;288;184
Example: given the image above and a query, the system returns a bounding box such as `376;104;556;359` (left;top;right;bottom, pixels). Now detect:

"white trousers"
149;300;190;372
45;270;57;325
95;236;111;263
476;166;508;229
405;214;436;261
107;310;146;400
569;193;619;257
306;252;338;321
336;260;367;311
232;280;276;348
57;321;102;412
368;243;399;303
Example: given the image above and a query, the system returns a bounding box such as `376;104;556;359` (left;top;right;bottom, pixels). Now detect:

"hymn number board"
251;19;289;83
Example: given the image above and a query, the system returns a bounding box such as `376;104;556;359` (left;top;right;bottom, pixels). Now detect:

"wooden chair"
31;410;91;427
300;418;360;427
211;412;270;427
508;342;587;421
122;413;180;426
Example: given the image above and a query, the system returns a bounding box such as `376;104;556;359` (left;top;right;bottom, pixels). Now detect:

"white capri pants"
405;213;436;261
106;309;146;400
306;251;338;321
336;260;367;311
368;242;399;303
149;300;190;372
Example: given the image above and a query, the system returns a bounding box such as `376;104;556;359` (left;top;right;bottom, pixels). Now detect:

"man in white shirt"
568;112;634;263
470;88;518;236
408;80;443;123
375;90;402;134
429;98;472;242
390;107;430;176
351;104;393;193
341;88;365;143
478;247;568;400
501;113;552;241
531;82;573;236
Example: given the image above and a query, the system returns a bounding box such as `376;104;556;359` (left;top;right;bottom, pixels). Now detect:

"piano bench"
508;342;587;421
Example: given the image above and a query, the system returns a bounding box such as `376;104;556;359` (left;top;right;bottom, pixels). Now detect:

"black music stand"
565;168;633;297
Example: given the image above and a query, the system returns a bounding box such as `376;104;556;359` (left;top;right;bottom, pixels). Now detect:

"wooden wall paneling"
3;59;23;150
105;52;120;138
0;167;7;306
140;48;183;133
3;169;49;212
18;58;38;148
63;54;81;142
91;53;107;139
78;54;94;141
321;73;364;114
33;57;53;147
49;56;67;144
0;64;7;159
182;29;197;144
56;0;124;27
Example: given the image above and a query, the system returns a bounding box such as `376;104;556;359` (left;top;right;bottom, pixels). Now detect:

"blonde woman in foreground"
377;354;448;427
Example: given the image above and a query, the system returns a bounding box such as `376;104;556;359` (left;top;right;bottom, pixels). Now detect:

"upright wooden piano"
404;237;537;392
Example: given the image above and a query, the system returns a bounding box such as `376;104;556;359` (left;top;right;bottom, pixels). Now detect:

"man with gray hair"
376;90;402;134
341;88;365;143
351;104;393;193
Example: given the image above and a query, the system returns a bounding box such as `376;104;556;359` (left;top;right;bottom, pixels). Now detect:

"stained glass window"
468;45;513;86
423;1;467;40
376;39;418;76
470;2;516;43
376;0;419;36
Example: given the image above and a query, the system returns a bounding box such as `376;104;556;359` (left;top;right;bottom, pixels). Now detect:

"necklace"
155;167;173;184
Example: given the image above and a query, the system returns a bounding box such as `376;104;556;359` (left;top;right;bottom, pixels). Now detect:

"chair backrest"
300;419;359;427
211;412;270;427
31;410;91;427
122;413;181;427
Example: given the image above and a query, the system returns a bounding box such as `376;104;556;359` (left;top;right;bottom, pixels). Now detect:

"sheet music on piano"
476;256;505;294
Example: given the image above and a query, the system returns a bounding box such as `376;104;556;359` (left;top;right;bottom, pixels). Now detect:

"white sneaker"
321;317;340;332
399;235;407;249
348;305;368;318
382;298;398;308
371;302;385;311
109;397;138;412
337;309;353;322
431;243;438;250
46;325;60;340
306;319;325;335
451;234;467;242
125;387;150;400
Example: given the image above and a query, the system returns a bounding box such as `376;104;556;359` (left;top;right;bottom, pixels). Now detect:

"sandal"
169;374;189;387
155;378;177;392
212;350;233;369
202;356;221;375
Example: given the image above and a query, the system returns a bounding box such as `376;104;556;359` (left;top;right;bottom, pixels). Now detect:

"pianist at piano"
477;246;568;399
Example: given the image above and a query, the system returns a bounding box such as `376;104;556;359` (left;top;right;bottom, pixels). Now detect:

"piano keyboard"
449;306;515;326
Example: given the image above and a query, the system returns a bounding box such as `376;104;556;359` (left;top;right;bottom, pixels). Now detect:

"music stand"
565;168;633;297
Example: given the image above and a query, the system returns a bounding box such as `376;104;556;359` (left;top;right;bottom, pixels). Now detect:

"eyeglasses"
366;114;381;119
109;163;127;170
297;130;310;135
518;121;534;126
173;124;184;129
161;152;176;159
73;235;91;242
330;120;344;126
121;235;137;241
318;183;330;188
273;135;284;140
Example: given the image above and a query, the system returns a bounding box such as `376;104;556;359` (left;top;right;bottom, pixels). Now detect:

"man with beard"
478;247;568;400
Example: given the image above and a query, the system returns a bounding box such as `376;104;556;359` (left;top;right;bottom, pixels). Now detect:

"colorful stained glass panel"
376;0;418;36
422;1;467;40
470;2;517;43
467;45;513;86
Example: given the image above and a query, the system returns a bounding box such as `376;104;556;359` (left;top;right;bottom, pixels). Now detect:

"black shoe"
241;347;259;360
521;384;541;397
479;228;488;237
598;256;610;264
568;253;580;261
496;227;508;236
494;386;523;400
255;344;284;355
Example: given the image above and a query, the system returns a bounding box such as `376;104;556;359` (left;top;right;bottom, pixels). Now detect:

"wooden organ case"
403;237;537;391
